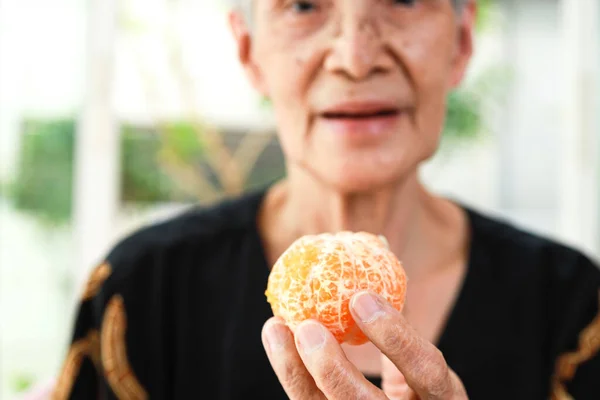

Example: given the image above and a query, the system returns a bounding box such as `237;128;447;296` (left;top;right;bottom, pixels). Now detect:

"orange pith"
265;231;407;345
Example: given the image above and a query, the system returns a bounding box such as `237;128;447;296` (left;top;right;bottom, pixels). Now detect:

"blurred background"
0;0;598;398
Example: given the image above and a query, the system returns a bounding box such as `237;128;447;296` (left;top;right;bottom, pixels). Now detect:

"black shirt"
55;189;600;399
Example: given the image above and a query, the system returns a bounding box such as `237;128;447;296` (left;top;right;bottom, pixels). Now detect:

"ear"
228;10;269;97
449;0;476;88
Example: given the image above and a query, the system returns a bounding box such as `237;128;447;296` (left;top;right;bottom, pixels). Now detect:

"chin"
287;140;432;193
314;161;413;194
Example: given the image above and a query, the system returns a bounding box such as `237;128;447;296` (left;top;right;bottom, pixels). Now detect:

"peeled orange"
265;231;407;345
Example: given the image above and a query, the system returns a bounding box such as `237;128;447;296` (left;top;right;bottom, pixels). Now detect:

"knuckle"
428;348;447;368
425;369;452;398
422;350;452;398
320;358;345;388
381;326;404;356
315;358;350;395
279;359;314;397
281;361;303;385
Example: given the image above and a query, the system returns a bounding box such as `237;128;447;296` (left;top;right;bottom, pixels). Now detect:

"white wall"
0;0;86;183
456;0;599;261
556;0;600;259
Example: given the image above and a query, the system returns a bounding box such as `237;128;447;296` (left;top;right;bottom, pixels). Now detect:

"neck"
290;169;423;248
261;166;458;276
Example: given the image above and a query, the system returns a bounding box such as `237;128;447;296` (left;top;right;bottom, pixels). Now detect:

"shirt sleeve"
52;261;149;400
52;262;110;399
551;255;600;399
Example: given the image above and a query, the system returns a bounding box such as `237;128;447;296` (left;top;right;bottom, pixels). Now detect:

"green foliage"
5;117;287;226
444;0;502;140
6;119;198;226
7;120;75;225
5;0;505;225
444;90;482;140
161;121;205;164
447;64;513;139
120;125;183;204
10;372;35;393
259;96;273;110
475;0;495;31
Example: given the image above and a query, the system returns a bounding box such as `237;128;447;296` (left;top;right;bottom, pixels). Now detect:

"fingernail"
297;321;326;354
265;322;288;352
352;292;385;323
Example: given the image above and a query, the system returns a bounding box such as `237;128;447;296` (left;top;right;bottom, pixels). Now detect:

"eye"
289;1;317;13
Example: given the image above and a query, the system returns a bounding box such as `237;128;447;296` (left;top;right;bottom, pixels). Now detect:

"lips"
322;109;399;119
319;102;401;120
316;101;402;144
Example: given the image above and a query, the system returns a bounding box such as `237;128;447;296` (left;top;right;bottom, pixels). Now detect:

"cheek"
416;93;448;146
256;31;314;94
272;103;305;150
255;21;329;100
255;41;325;154
394;29;455;143
255;52;307;146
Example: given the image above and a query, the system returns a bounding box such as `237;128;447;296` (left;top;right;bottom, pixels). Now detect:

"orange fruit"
265;231;407;345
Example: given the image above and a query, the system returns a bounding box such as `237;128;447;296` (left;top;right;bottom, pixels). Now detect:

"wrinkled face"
230;0;475;192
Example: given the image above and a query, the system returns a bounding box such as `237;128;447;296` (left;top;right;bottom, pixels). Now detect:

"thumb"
381;354;417;400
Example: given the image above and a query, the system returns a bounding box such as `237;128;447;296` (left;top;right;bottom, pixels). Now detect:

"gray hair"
230;0;469;23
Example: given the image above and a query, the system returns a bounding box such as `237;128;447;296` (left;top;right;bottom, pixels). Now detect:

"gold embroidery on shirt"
52;262;111;399
550;382;574;400
101;295;148;400
82;262;112;301
52;330;100;400
551;291;600;399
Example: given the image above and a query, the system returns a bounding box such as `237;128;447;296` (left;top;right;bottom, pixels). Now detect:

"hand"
261;291;468;399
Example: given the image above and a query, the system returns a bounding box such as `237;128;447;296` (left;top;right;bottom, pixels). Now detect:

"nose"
324;9;393;81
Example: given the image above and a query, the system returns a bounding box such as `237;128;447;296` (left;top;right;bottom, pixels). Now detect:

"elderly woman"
53;0;600;399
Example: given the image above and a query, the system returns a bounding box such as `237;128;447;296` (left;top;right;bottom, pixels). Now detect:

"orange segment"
265;231;407;345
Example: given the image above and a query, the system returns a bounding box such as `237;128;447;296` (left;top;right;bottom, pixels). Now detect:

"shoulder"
109;189;263;256
464;206;600;394
465;205;600;282
97;189;266;294
60;192;267;398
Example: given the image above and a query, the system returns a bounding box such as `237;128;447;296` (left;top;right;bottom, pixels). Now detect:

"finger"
262;317;325;400
381;355;417;400
448;369;468;395
294;319;388;400
350;292;457;399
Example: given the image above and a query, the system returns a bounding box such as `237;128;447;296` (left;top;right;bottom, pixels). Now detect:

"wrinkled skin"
229;0;476;398
231;0;474;192
262;292;469;399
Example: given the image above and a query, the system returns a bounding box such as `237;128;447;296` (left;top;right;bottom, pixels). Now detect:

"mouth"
316;101;403;142
319;101;402;120
321;109;400;120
